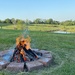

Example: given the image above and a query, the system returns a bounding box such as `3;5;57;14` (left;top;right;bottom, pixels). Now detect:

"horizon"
0;0;75;21
0;18;75;22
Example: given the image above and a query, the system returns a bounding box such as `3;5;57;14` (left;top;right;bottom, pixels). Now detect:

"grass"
1;24;75;32
0;29;75;75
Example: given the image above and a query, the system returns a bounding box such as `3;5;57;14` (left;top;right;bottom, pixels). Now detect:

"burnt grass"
0;29;75;75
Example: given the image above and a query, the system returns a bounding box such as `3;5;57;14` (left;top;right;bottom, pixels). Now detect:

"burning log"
10;36;42;63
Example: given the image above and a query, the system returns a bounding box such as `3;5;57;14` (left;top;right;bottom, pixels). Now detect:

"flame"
15;35;31;61
16;35;31;50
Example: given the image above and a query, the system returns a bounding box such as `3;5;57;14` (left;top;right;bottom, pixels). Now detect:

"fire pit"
0;36;52;72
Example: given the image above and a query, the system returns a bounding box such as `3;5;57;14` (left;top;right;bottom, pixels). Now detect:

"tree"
0;20;2;23
61;20;74;26
53;21;60;25
33;18;42;24
45;18;53;24
73;21;75;25
16;19;24;24
16;19;25;30
25;19;32;25
11;18;16;25
4;18;11;23
41;19;46;24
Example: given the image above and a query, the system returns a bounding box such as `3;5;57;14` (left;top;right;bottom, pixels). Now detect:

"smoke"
22;25;29;38
22;23;37;49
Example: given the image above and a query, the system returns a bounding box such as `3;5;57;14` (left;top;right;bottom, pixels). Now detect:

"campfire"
0;35;52;72
10;35;42;63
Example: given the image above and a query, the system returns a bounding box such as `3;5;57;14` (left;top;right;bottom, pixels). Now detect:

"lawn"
0;29;75;75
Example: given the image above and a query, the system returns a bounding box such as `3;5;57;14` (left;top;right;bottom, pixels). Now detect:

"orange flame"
16;35;31;50
15;35;31;61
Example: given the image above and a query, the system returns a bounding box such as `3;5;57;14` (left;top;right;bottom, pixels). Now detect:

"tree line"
0;18;75;25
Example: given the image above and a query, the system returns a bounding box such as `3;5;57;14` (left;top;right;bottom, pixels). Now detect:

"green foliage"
0;18;75;25
61;20;75;26
16;19;24;24
4;18;11;24
33;18;42;24
45;18;53;24
0;20;2;23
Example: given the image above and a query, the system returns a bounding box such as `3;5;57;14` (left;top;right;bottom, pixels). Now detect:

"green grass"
0;29;75;75
1;24;75;32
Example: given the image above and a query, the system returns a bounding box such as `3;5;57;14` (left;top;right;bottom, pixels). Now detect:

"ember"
10;36;42;63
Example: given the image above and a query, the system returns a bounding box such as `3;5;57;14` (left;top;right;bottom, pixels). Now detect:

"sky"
0;0;75;21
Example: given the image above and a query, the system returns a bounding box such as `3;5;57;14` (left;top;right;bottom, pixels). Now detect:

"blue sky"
0;0;75;21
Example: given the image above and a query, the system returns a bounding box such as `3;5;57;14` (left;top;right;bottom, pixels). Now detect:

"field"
1;24;75;32
0;27;75;75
